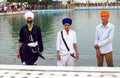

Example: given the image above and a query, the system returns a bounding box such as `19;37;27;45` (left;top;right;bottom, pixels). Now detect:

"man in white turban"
17;11;44;65
24;11;34;20
24;11;34;26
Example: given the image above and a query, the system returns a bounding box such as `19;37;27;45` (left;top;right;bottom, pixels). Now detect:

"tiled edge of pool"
0;64;120;78
0;6;120;16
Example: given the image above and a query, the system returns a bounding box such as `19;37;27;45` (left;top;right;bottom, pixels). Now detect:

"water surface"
0;10;120;66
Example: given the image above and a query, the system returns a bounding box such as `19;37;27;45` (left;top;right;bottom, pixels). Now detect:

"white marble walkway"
0;65;120;78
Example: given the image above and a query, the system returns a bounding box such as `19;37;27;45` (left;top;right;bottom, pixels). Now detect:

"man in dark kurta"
17;11;44;65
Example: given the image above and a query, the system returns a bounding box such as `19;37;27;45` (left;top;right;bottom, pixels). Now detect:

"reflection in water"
0;16;14;53
0;10;120;66
0;16;16;64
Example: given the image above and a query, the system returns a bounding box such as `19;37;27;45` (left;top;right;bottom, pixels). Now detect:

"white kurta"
56;29;77;66
95;22;114;54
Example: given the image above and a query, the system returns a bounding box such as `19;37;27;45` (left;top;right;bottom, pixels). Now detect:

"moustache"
27;21;33;24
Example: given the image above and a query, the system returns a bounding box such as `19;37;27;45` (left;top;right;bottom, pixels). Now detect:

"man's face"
26;17;33;24
64;23;70;31
101;14;108;23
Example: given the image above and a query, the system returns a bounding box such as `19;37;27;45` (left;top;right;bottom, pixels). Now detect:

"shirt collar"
63;29;71;35
101;22;110;28
63;29;71;32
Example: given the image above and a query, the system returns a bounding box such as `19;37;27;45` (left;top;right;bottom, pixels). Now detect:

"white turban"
24;11;34;20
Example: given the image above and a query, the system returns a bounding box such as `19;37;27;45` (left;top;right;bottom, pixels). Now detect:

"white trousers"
57;53;74;66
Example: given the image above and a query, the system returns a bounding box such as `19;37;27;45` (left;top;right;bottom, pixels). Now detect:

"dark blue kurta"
19;24;43;65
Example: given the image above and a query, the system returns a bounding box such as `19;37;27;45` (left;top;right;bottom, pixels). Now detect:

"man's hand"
57;54;61;61
39;52;43;55
76;54;79;60
96;49;101;59
17;52;20;59
94;44;100;50
57;51;61;60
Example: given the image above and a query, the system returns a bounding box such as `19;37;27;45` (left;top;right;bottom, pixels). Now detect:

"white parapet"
0;64;120;78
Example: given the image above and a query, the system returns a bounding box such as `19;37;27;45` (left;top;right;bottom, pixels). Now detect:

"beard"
27;20;33;25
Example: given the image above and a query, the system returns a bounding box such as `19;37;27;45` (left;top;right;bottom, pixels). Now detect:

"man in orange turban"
100;10;110;19
94;10;115;67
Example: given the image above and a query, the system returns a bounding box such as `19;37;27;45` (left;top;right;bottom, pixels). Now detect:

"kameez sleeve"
37;26;44;52
19;27;24;43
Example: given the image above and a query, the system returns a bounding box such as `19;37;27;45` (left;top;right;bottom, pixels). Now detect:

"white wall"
39;0;117;4
62;0;68;4
73;0;116;3
74;0;86;3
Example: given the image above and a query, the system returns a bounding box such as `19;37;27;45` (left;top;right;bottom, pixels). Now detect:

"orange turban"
100;10;110;19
